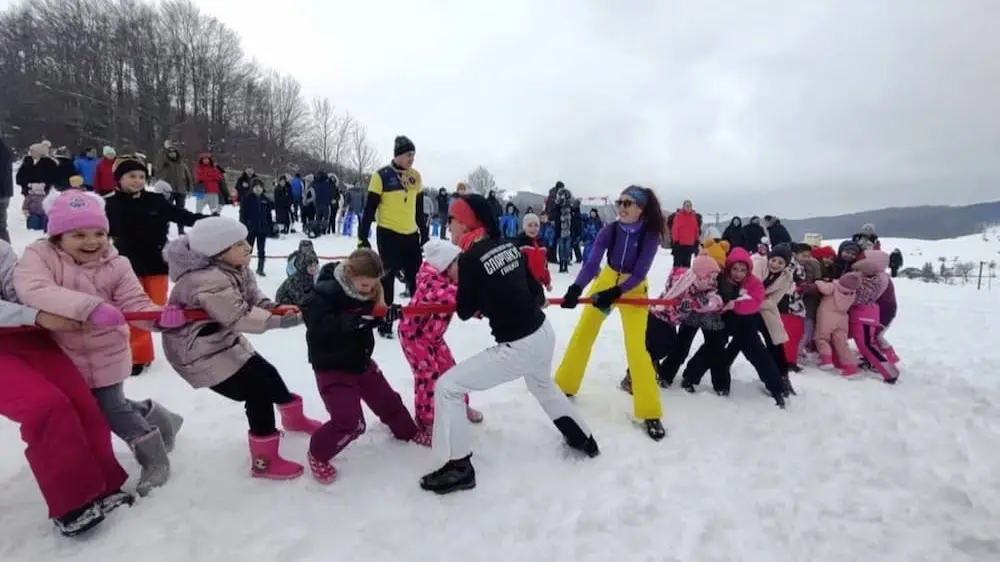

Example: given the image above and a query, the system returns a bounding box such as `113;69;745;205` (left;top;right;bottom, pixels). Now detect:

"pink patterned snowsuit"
398;262;475;429
814;278;857;375
849;250;899;383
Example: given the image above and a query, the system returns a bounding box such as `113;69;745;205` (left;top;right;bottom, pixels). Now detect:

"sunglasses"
615;199;636;209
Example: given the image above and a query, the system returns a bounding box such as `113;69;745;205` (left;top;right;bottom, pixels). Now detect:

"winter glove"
88;303;126;327
561;284;583;309
277;313;303;329
591;286;623;310
353;314;380;330
156;305;187;329
374;304;402;323
357;238;371;249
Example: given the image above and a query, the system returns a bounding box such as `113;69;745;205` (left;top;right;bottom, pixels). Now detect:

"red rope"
264;254;349;261
0;297;677;335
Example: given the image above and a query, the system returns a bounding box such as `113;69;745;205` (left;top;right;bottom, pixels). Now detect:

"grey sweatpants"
91;383;154;444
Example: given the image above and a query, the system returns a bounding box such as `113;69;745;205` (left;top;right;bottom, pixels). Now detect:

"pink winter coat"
12;240;160;388
398;262;456;343
160;237;277;389
725;248;766;316
814;279;856;339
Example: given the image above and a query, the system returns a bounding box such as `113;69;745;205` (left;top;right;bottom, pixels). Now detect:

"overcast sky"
20;0;1000;218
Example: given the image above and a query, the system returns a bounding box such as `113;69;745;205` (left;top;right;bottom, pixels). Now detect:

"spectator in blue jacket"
289;173;304;222
238;178;274;276
73;148;98;189
310;171;336;233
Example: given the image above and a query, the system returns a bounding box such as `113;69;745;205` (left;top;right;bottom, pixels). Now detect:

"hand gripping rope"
0;298;679;335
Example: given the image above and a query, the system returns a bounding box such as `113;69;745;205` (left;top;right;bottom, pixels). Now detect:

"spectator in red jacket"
667;199;702;268
514;213;552;291
92;146;118;195
193;153;225;215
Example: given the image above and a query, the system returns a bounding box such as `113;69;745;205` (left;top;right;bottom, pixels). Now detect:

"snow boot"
781;375;797;396
278;394;323;435
256;259;266;277
97;490;135;515
144;400;184;453
53;502;105;537
466;406;484;424
420;455;476;494
308;453;337;485
619;371;633;394
132;429;171;497
840;364;861;377
248;432;304;480
130;363;149;377
644;419;666;441
818;355;835;370
681;380;697;393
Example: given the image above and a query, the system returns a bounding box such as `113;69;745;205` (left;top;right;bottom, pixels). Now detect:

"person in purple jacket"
554;185;668;441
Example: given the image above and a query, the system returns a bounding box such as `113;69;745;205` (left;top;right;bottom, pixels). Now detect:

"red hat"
811;246;836;260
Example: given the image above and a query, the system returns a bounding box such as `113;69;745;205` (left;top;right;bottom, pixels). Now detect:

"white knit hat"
523;213;540;227
423;239;461;272
186;216;248;257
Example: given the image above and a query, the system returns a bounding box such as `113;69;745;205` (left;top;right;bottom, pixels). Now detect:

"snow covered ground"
2;198;1000;562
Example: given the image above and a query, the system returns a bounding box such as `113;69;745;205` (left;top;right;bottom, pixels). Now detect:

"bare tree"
310;96;336;164
466;165;497;195
349;123;380;181
330;112;355;168
0;0;369;183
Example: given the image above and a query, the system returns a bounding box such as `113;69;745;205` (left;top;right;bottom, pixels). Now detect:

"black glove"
561;284;583;309
381;304;402;323
357;238;371;249
353;314;379;330
591;286;623;310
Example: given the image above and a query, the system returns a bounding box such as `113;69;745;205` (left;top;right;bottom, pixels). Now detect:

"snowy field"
2;195;1000;562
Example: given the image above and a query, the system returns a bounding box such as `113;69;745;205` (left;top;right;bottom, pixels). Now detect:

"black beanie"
394;135;415;157
251;177;265;189
768;243;792;264
112;155;147;181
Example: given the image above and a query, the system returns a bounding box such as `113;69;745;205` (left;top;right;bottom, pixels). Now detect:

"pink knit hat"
42;190;109;236
691;252;721;279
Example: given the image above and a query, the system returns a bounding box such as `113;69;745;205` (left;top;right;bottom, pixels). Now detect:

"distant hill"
775;201;1000;241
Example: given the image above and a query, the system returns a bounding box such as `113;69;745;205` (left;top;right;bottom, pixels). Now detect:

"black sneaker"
566;435;600;458
130;364;149;377
681;380;696;394
53;503;105;537
98;490;135;514
715;389;730;397
644;419;666;441
788;364;803;373
420;456;476;494
774;395;787;409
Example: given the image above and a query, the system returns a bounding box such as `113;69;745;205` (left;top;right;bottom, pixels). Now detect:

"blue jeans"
557;238;572;267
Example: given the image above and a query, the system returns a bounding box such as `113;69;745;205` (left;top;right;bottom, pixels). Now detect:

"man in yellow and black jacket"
358;135;424;338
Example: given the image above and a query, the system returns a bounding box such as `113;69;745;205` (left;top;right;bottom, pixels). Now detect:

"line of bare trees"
0;0;383;184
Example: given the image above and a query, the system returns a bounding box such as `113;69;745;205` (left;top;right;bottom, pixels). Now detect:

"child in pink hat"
13;190;187;497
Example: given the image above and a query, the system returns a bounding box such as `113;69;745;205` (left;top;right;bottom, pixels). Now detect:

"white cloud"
171;0;1000;216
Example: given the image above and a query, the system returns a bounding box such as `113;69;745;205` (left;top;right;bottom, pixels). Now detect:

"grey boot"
132;429;171;497
144;400;184;453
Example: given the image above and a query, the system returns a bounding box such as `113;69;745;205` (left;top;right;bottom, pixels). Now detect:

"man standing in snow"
357;135;424;339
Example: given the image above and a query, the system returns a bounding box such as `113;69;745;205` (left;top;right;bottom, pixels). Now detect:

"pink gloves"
88;303;126;326
157;305;187;329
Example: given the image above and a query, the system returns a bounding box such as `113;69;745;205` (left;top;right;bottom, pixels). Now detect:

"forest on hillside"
0;0;380;182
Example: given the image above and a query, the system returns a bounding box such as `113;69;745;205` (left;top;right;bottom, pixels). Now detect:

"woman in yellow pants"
555;186;668;440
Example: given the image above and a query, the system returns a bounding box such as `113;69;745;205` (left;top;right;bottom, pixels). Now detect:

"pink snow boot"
308;453;337;485
818;355;835;370
466;406;484;424
248;432;304;480
840;364;861;378
279;394;323;435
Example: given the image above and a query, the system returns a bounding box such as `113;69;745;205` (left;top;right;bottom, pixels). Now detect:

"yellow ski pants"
553;266;662;420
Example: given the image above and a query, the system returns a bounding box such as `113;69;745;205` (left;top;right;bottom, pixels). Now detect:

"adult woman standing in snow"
555;186;667;440
420;194;598;495
667;200;702;268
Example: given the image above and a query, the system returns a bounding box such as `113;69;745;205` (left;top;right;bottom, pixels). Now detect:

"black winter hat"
768;243;792;264
394;135;415;157
790;242;813;254
251;177;265;189
460;194;502;239
112;155;147;181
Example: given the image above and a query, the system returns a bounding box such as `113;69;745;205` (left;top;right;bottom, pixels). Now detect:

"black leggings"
211;355;294;436
676;329;730;391
682;314;784;397
725;314;788;378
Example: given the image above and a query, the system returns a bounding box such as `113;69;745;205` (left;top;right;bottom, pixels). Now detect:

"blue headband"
623;186;647;207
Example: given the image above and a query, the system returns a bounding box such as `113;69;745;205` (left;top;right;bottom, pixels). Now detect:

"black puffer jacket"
0;139;12;198
301;262;376;374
